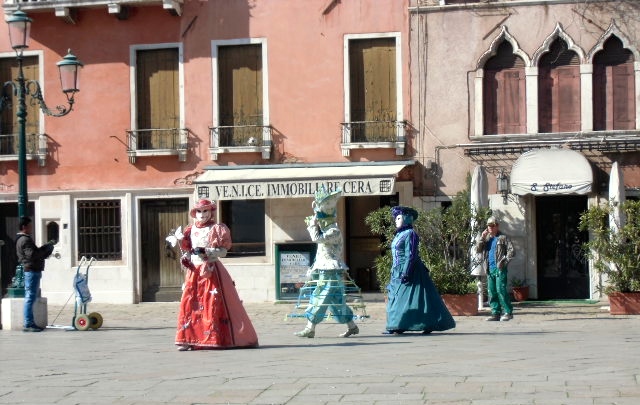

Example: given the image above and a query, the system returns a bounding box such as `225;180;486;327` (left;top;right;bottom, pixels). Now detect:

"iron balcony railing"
341;120;406;143
209;124;273;160
126;128;188;163
340;120;407;156
2;1;184;20
0;132;48;166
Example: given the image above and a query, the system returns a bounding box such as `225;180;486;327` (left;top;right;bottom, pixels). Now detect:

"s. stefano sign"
202;177;396;200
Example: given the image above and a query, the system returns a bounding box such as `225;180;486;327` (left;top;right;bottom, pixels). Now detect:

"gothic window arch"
588;22;638;131
475;26;530;137
533;24;584;134
482;41;526;135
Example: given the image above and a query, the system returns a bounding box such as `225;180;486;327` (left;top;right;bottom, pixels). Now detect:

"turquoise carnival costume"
294;188;360;338
385;206;456;334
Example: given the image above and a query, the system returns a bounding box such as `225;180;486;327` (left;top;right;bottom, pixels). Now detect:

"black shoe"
485;314;500;321
382;329;404;335
23;325;44;332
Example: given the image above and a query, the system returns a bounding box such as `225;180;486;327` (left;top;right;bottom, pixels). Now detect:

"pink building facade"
0;0;415;303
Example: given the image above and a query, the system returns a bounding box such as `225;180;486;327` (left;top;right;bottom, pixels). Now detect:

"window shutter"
538;39;580;133
593;36;635;131
483;41;526;135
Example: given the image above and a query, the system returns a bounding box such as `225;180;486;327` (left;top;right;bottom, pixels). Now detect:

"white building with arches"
409;0;640;300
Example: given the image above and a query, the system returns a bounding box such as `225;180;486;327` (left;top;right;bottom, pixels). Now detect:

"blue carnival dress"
386;227;456;332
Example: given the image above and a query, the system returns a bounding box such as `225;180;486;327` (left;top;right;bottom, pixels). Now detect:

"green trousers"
487;267;513;315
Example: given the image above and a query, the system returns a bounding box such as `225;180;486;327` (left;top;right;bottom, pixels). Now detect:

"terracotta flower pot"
512;286;529;302
442;293;478;316
608;292;640;315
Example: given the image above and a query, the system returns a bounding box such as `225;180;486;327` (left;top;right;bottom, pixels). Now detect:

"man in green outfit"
475;216;515;321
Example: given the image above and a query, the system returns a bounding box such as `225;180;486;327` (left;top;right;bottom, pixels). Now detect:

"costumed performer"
173;199;259;350
294;187;360;338
384;206;456;334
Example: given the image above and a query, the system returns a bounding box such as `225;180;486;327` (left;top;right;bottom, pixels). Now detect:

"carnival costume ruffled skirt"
386;260;456;333
175;261;258;349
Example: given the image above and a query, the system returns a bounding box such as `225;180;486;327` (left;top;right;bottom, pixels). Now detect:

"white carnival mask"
195;209;212;223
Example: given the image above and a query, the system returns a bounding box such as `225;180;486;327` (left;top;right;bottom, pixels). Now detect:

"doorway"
345;194;398;291
140;198;189;302
536;196;589;299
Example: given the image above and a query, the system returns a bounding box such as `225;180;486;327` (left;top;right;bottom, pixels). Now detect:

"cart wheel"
88;312;103;330
74;314;91;331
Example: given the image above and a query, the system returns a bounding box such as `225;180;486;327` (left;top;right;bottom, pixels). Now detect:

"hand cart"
49;256;104;331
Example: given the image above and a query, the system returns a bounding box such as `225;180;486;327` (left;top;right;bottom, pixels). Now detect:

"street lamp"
3;9;83;218
496;169;510;205
3;10;82;297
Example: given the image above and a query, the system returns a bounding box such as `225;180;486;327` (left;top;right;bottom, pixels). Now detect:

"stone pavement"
1;296;639;405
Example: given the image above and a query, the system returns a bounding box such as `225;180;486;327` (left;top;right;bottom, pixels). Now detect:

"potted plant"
510;277;529;302
365;186;490;315
579;199;640;314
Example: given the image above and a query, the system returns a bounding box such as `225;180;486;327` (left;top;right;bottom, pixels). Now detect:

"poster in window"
279;251;310;299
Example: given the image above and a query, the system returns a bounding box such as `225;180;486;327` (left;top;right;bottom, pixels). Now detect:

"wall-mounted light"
496;169;510;205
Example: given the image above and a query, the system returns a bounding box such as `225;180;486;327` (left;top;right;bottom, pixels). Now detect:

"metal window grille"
77;200;122;261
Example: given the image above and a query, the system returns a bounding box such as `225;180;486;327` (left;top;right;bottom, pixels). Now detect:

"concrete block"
1;297;48;330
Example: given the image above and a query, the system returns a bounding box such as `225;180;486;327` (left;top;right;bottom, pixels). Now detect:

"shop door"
140;199;189;302
536;196;589;299
345;194;398;291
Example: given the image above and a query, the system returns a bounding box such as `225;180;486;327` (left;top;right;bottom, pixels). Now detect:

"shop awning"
510;149;593;195
194;161;414;200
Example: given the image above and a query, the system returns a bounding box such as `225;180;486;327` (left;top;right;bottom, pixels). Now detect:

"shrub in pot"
579;199;640;314
365;186;490;315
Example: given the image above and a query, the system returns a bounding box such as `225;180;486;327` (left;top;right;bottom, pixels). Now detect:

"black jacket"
15;233;54;272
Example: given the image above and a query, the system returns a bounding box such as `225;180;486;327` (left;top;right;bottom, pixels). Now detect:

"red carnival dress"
175;221;258;349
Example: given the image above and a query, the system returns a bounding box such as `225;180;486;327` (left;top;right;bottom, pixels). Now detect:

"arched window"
593;36;635;131
538;39;581;133
483;41;526;135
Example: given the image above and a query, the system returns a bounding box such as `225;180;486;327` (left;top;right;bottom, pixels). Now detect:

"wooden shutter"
0;56;39;139
218;44;262;146
593;37;635;131
538;40;580;133
136;48;179;148
483;42;526;135
349;38;396;141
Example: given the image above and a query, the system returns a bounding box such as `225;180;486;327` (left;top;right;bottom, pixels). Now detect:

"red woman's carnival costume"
175;199;258;350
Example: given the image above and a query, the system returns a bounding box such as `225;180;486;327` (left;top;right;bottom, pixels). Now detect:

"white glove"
206;247;227;259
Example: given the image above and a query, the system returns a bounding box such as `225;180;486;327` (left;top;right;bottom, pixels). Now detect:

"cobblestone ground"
1;298;639;405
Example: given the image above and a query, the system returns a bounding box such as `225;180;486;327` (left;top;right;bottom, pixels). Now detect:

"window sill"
209;145;272;161
341;141;405;157
127;148;187;164
0;153;46;167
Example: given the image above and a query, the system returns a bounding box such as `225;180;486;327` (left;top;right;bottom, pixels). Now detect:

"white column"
474;70;484;136
581;64;594;132
525;66;538;134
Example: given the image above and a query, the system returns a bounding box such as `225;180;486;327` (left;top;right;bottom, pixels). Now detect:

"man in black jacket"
16;217;55;332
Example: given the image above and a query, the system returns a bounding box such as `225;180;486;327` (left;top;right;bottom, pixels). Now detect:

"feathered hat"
313;186;342;216
391;206;419;222
190;199;217;218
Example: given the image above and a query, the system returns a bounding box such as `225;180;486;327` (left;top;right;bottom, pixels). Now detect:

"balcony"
126;128;188;164
0;132;47;166
2;1;184;22
209;124;273;161
340;120;407;157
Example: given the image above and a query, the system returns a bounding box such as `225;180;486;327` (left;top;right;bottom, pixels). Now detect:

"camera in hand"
192;247;206;255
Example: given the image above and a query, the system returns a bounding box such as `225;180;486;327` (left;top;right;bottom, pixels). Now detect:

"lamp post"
3;10;82;296
4;10;83;218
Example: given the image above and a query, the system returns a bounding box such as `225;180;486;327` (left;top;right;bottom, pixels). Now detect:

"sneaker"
500;313;513;321
339;325;359;338
485;314;500;321
23;325;44;332
176;345;191;351
294;328;315;338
